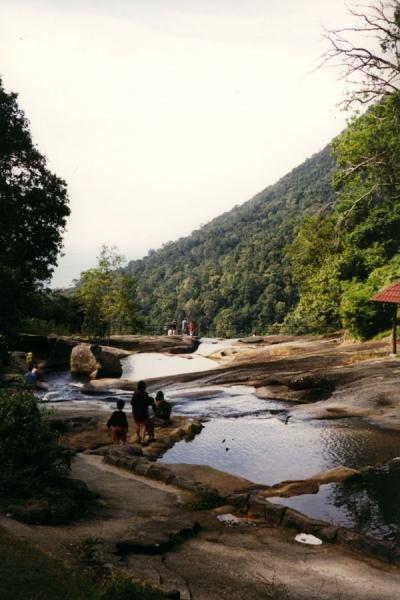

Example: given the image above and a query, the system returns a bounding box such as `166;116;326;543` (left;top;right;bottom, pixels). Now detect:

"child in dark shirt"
107;399;128;444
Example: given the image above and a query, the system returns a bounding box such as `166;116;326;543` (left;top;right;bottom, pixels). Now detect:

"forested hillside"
127;144;336;336
126;2;400;340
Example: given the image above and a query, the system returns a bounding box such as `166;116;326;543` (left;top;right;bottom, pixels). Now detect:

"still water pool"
160;415;400;484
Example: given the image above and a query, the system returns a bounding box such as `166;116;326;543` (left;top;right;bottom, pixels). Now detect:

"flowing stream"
42;339;400;540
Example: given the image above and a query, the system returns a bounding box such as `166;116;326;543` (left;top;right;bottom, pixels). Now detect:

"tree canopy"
74;245;141;339
0;78;70;333
286;91;400;338
283;2;400;339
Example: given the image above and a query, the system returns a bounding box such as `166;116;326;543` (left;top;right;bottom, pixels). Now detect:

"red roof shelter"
371;280;400;354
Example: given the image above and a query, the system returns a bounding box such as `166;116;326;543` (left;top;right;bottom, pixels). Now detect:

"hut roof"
371;281;400;304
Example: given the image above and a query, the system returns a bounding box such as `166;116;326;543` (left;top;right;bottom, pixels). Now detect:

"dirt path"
1;454;399;600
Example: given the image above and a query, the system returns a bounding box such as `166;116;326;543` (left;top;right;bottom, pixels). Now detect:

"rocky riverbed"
2;333;400;598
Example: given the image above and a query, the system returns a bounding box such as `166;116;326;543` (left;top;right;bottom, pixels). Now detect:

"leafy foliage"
0;78;70;334
20;288;84;335
0;389;72;498
74;245;141;339
286;93;400;339
127;145;336;336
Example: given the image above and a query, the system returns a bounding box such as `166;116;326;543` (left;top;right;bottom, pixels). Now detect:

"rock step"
102;451;216;496
116;518;200;555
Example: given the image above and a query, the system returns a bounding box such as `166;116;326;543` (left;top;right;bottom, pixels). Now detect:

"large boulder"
70;344;122;379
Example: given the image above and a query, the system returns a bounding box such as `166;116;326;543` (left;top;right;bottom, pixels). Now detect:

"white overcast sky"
0;0;351;287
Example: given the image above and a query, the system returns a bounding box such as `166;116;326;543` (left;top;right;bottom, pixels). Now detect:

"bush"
340;280;391;339
0;390;72;498
339;258;400;339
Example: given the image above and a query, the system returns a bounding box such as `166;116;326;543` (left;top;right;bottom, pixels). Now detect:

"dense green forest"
286;93;400;339
127;145;337;336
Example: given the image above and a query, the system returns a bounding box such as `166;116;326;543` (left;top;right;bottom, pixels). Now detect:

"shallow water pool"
160;415;400;485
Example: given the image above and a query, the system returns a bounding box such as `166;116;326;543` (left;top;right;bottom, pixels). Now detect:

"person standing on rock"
189;320;195;337
107;399;128;444
181;318;188;335
130;380;155;444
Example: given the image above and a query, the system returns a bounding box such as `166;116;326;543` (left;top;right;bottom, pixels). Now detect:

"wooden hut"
370;281;400;354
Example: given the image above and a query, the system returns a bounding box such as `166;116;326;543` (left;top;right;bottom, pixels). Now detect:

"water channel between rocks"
41;340;400;541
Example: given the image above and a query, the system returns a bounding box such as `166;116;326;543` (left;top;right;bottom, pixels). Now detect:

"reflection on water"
269;460;400;540
160;416;400;485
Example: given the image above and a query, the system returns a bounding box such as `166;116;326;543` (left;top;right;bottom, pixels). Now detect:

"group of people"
167;318;195;336
24;351;171;446
107;380;172;445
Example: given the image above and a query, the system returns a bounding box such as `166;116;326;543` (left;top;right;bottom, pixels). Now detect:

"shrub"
0;389;72;499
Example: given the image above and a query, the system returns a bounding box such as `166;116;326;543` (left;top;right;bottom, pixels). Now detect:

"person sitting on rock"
107;399;128;444
25;351;33;368
24;364;38;386
154;390;172;427
131;380;155;444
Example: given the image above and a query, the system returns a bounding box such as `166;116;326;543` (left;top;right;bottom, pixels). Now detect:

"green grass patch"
373;329;391;341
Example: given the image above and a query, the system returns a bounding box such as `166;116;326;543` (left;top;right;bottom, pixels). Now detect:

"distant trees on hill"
127;146;336;336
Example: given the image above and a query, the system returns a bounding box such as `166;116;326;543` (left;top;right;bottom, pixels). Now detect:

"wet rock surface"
4;333;400;597
6;333;199;373
58;409;202;455
106;335;200;354
258;466;361;498
140;335;400;430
